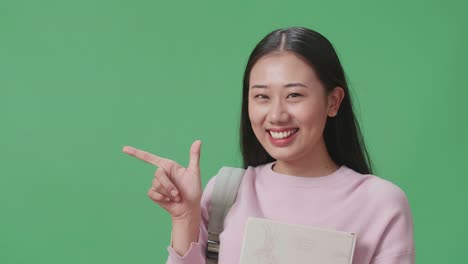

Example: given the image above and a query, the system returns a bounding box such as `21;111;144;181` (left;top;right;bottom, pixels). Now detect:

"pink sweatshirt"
165;162;415;264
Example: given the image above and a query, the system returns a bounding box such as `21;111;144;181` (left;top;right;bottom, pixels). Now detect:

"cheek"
292;101;328;127
248;102;264;126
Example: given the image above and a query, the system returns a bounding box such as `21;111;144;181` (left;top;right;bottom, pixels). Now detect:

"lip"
266;127;299;132
266;128;299;147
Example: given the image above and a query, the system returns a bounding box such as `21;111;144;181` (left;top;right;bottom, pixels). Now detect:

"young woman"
123;27;415;264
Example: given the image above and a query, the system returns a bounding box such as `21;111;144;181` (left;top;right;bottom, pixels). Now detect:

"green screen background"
1;0;467;263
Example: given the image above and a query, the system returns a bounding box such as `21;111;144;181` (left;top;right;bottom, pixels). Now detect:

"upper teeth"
269;129;297;139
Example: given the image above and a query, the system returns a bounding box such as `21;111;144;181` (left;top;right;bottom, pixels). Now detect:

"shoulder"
203;165;250;189
350;169;412;213
201;165;255;201
354;172;416;259
370;175;409;202
204;163;266;187
199;165;255;219
201;163;266;200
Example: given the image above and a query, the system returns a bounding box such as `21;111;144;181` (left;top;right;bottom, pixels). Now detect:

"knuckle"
154;185;164;194
152;178;159;186
149;192;161;201
154;168;164;178
157;172;170;184
151;183;163;193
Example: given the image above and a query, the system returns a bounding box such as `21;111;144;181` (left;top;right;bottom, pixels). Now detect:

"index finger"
122;146;170;168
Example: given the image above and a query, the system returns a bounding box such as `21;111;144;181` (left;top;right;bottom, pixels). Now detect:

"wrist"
171;206;201;224
170;208;201;255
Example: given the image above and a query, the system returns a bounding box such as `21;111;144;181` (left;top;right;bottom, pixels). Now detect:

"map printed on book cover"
239;217;357;264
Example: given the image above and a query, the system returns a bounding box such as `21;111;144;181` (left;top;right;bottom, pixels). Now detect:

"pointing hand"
122;140;202;221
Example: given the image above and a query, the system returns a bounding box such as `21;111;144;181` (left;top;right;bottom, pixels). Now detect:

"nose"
267;99;290;124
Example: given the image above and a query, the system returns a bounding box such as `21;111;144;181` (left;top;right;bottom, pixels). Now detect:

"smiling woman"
247;51;345;175
240;28;371;176
123;27;415;264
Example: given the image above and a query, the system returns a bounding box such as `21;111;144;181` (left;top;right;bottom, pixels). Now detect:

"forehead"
249;52;319;85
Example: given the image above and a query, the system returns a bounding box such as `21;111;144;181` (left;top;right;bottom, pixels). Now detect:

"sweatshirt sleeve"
370;186;416;264
165;176;217;264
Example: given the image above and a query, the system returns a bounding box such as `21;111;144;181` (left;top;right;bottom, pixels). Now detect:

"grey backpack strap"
205;166;246;264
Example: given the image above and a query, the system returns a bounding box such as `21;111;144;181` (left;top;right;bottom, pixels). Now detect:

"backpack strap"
205;166;246;264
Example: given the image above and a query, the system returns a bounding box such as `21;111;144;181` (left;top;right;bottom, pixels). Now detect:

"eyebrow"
250;83;308;89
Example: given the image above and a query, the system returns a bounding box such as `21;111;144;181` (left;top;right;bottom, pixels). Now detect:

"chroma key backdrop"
1;0;467;263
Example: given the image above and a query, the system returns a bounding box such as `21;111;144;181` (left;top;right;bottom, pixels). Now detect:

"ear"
327;87;345;117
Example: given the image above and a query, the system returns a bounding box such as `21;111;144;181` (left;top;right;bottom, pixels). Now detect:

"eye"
287;93;302;98
254;94;269;99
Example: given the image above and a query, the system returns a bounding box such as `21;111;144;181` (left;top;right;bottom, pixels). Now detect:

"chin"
264;147;300;163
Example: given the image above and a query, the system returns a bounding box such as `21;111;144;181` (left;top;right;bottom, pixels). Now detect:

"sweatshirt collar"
258;161;352;188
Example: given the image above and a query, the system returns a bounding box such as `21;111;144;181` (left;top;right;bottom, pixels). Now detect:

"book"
239;217;356;264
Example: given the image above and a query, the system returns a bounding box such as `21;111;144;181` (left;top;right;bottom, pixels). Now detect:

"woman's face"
248;51;342;164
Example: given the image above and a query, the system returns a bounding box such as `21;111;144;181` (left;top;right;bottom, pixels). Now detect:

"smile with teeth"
268;129;299;139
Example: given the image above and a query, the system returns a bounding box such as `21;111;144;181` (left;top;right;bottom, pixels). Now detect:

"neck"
273;138;339;177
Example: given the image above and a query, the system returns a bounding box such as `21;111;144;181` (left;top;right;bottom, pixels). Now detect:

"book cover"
239;217;356;264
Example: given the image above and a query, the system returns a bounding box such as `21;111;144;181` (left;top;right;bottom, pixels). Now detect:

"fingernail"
171;190;178;197
165;197;171;202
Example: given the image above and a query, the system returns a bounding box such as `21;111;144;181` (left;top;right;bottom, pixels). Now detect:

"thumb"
188;139;202;172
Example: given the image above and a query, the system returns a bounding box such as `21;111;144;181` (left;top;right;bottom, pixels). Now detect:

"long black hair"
240;27;373;175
